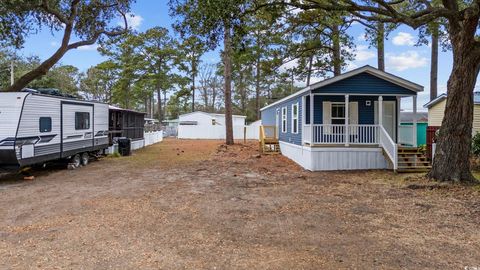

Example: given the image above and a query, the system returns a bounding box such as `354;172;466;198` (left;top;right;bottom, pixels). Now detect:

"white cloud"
357;34;367;42
345;62;359;71
354;45;376;61
392;32;415;46
386;51;428;71
119;13;144;30
279;58;298;72
50;41;59;47
77;44;99;51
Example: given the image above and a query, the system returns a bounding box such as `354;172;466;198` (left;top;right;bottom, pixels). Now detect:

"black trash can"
117;137;132;156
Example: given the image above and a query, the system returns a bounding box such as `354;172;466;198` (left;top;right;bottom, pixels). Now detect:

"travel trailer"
0;91;109;170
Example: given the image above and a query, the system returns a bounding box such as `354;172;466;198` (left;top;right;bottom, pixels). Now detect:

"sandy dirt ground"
0;138;479;269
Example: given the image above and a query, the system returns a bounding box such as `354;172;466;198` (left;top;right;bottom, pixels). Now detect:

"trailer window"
75;112;90;130
39;117;52;133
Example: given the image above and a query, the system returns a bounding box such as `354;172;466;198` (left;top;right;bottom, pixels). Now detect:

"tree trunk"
430;25;439;100
377;22;385;71
239;71;246;113
255;58;261;120
145;98;149;117
191;59;196;112
150;94;154;118
157;88;163;121
163;90;167;119
212;79;217;112
332;24;341;76
428;36;480;183
306;54;313;86
223;21;234;145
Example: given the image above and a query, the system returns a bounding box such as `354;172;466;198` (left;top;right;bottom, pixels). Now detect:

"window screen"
39;117;52;133
75;112;90;130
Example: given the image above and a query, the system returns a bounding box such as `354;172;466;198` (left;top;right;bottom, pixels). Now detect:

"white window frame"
281;106;287;133
291;102;299;134
331;102;346;125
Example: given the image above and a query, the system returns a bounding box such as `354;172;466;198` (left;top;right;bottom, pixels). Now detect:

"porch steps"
259;126;281;155
396;147;431;173
262;141;281;154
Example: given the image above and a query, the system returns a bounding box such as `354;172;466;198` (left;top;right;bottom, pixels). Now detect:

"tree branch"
256;0;461;29
39;0;68;24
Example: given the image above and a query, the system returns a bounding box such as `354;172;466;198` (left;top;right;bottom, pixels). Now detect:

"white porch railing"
304;124;312;143
379;126;397;170
308;124;379;145
313;124;346;144
348;124;379;144
398;125;414;146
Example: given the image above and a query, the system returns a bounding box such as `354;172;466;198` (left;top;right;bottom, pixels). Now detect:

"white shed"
177;111;248;139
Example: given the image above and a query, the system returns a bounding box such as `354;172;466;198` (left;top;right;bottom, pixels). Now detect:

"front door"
383;102;396;140
61;102;94;157
375;101;396;141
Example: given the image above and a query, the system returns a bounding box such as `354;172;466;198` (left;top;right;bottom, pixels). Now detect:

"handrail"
259;125;278;152
379;125;397;170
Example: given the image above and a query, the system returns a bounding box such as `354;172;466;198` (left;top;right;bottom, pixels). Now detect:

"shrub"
472;132;480;156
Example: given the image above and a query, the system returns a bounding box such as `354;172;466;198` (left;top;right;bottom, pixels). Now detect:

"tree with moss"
0;0;134;92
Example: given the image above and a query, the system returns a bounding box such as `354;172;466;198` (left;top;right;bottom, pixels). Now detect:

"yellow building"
424;93;480;135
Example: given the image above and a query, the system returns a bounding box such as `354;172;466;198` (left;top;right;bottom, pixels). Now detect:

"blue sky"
16;1;477;111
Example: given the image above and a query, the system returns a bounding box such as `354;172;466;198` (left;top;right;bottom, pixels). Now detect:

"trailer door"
61;102;94;157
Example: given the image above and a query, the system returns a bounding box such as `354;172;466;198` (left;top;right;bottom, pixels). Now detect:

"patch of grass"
472;184;480;192
472;170;480;180
107;152;121;158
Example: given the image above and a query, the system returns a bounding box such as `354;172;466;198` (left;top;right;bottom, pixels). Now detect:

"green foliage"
0;0;133;50
282;9;355;80
0;50;81;95
472;132;480;156
81;60;117;103
169;0;250;50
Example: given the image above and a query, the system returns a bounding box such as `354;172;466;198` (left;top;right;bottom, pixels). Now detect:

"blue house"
260;66;424;171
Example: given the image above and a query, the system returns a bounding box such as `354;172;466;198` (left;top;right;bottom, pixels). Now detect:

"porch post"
413;95;417;147
302;96;305;145
310;93;314;145
397;96;401;143
378;96;383;127
345;94;349;146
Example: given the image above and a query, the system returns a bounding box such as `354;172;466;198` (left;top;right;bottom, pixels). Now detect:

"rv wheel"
68;154;81;169
81;153;89;166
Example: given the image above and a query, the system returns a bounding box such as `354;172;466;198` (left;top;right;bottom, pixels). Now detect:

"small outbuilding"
177;111;247;139
399;111;428;146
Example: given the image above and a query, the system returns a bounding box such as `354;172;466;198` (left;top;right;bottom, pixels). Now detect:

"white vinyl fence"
107;131;164;153
178;122;260;140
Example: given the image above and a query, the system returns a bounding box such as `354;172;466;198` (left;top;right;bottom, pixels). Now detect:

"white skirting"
279;141;388;171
